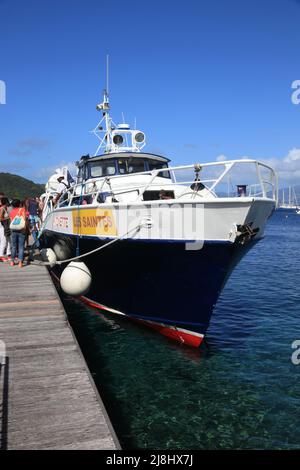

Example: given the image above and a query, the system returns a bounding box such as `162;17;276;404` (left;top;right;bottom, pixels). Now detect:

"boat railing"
56;159;278;208
248;181;276;198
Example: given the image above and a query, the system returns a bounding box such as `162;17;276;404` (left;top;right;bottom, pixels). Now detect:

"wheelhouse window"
117;158;146;174
148;160;170;178
85;156;170;179
89;160;116;178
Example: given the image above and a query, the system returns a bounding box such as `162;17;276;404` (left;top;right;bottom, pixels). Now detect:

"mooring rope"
31;220;146;267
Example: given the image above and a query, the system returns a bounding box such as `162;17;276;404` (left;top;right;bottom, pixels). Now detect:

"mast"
106;54;109;95
91;56;146;156
92;55;115;155
293;186;298;208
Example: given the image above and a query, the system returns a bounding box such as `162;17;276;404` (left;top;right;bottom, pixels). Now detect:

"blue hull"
41;232;255;346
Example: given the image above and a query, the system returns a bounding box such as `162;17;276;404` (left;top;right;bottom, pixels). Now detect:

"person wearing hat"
52;175;70;207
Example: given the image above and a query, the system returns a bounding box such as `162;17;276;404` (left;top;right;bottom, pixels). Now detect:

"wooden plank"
0;262;120;450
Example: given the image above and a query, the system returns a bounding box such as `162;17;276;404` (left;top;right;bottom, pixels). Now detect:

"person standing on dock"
0;196;12;261
9;199;29;268
25;196;41;248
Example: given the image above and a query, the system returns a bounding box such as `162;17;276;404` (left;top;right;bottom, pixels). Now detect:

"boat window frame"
88;159;117;178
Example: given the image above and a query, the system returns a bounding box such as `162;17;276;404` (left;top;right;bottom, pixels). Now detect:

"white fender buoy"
60;261;92;296
53;241;71;261
40;248;57;267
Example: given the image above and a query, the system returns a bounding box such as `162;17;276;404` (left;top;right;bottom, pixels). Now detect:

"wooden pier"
0;261;120;450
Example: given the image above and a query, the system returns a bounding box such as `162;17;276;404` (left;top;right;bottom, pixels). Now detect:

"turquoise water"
61;209;300;449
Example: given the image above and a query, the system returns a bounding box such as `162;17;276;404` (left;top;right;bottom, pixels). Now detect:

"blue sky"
0;0;300;186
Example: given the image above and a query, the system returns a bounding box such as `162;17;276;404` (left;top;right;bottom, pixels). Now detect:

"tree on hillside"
0;172;45;199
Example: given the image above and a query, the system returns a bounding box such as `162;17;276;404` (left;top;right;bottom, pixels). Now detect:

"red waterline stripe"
50;271;204;348
80;295;204;348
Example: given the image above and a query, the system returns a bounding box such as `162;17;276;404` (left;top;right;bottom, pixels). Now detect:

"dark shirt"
28;199;38;216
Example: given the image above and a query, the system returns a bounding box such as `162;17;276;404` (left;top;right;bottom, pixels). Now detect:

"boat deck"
0;261;120;450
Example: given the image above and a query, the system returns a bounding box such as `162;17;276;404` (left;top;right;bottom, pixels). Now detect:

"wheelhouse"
76;152;171;183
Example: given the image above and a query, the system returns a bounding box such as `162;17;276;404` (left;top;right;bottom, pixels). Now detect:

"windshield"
89;160;116;177
148;160;170;178
87;157;169;178
117;158;146;174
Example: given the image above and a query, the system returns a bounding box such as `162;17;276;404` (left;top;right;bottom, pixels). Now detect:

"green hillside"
0;172;45;200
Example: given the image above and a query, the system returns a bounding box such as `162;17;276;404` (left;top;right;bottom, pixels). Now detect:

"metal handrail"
56;159;277;208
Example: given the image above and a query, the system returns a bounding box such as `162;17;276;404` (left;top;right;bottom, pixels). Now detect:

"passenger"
0;197;12;262
9;199;29;268
82;195;92;205
54;176;71;205
21;200;30;249
35;196;44;220
26;197;40;248
159;190;172;200
57;175;70;191
37;196;44;215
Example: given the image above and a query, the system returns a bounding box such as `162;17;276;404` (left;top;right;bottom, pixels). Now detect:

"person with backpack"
9;199;29;267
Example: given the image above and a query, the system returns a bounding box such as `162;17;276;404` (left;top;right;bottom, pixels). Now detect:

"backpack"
10;209;26;231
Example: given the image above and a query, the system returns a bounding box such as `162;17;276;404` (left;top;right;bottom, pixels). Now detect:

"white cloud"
283;148;300;164
215;149;300;186
261;148;300;186
33;161;77;183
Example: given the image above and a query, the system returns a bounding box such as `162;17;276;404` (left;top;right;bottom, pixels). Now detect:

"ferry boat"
39;87;278;348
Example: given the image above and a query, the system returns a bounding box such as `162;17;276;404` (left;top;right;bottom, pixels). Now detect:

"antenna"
92;56;146;154
106;54;109;95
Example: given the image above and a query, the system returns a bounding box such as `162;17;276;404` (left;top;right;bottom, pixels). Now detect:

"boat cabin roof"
78;152;170;167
